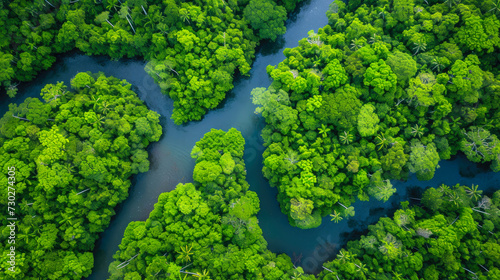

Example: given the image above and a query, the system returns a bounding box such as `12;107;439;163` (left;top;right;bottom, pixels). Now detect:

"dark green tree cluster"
108;128;316;279
252;0;500;228
0;72;161;279
318;184;500;279
1;0;302;123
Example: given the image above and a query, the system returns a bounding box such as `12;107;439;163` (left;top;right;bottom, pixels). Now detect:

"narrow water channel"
2;0;499;277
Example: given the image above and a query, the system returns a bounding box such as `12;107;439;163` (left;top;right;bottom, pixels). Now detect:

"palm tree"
179;8;191;24
18;226;37;247
336;249;350;263
194;270;211;279
412;40;427;55
291;269;304;279
106;0;120;11
90;95;101;111
340;131;353;145
177;244;194;264
411;124;425;138
318;124;331;138
58;212;75;227
450;116;462;130
350;39;363;51
369;33;380;44
488;0;500;14
92;114;106;128
144;14;155;30
354;262;368;274
448;191;462;207
444;0;461;8
431;57;445;72
393;272;404;280
98;101;111;114
376;132;387;151
330;210;343;223
378;6;386;19
465;184;482;201
157;22;169;35
438;184;450;194
119;5;136;34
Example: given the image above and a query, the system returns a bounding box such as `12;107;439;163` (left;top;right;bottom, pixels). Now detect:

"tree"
392;0;414;22
177;244;194;264
193;161;222;184
252;87;299;135
290;197;314;221
386;51;417;84
460;127;500;165
317;85;362;131
340;131;354;145
322;59;348;90
447;59;483;104
318;124;331;138
456;14;500;53
0;51;15;86
363;59;397;100
95;11;114;27
243;0;287;41
407;73;442;107
368;171;396;202
381;142;409;179
412;40;427;55
71;72;95;90
330;210;343;223
407;141;440;181
357;104;380;137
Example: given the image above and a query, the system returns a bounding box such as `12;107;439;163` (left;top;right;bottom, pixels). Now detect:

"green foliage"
363;59;398;97
0;73;161;279
408;142;440;181
109;129;305;279
386;51;418;85
244;0;287;41
460;127;500;166
0;0;299;125
253;0;500;229
357;104;380;137
319;185;500;280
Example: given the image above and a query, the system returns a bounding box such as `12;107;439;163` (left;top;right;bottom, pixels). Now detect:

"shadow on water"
2;0;500;278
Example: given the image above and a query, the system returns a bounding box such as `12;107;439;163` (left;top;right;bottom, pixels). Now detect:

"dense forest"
0;0;303;124
253;0;500;229
108;129;313;279
108;128;500;279
317;184;500;279
2;0;500;279
0;72;161;279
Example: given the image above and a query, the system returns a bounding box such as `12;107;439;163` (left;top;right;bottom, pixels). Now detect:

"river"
1;0;499;277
